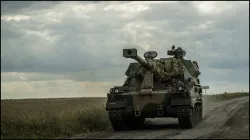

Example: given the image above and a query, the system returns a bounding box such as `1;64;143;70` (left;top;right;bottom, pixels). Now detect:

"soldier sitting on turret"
122;46;186;86
162;46;185;81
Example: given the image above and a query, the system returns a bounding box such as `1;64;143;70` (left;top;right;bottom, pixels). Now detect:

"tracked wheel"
177;104;202;129
198;104;203;122
108;110;127;131
108;110;145;131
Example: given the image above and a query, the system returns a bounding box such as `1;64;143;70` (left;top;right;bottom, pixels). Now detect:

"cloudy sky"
1;1;249;99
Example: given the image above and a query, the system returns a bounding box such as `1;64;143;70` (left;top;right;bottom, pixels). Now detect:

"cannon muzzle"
123;49;153;69
123;49;137;58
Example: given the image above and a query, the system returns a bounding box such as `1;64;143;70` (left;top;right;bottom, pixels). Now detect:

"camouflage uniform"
133;63;145;77
128;60;164;79
123;58;184;85
162;58;184;80
152;61;165;79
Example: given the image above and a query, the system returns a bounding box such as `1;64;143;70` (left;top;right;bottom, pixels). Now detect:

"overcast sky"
1;1;249;99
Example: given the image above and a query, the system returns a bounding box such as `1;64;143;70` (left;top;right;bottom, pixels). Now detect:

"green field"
1;92;249;139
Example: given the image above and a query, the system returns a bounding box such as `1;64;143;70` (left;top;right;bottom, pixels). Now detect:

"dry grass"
1;97;110;139
1;92;249;139
204;92;249;101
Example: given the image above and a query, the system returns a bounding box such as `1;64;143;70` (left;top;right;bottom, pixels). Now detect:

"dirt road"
69;96;249;139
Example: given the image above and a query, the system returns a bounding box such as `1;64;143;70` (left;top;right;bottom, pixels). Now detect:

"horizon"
1;91;249;100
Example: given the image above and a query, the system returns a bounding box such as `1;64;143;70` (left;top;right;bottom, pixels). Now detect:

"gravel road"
69;96;249;139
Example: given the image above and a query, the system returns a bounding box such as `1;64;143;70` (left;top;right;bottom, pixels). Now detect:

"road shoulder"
205;101;249;139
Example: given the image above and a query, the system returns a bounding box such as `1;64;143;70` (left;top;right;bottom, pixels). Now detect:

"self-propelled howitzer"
106;46;204;131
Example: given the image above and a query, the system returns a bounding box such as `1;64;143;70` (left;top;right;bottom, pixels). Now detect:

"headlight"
178;87;183;91
176;86;185;92
110;88;120;94
115;89;119;93
176;80;185;92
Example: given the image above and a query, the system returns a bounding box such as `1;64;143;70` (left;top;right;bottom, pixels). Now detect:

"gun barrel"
134;56;153;69
123;49;153;70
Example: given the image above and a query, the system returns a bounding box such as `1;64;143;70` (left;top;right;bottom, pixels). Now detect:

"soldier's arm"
161;59;173;80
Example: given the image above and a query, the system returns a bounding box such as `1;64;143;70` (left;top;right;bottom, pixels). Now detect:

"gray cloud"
1;1;61;15
1;1;249;96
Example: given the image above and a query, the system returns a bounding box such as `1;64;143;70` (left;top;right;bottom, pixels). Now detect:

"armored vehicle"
105;45;203;131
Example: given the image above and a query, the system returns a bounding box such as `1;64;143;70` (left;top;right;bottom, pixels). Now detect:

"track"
69;96;249;139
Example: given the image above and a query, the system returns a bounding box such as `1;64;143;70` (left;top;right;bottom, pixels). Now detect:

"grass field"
1;92;249;139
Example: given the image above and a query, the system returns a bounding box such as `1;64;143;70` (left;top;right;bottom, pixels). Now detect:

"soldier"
172;47;185;75
162;47;185;80
123;46;186;85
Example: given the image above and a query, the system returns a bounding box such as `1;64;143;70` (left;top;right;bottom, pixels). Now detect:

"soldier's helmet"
175;47;186;59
